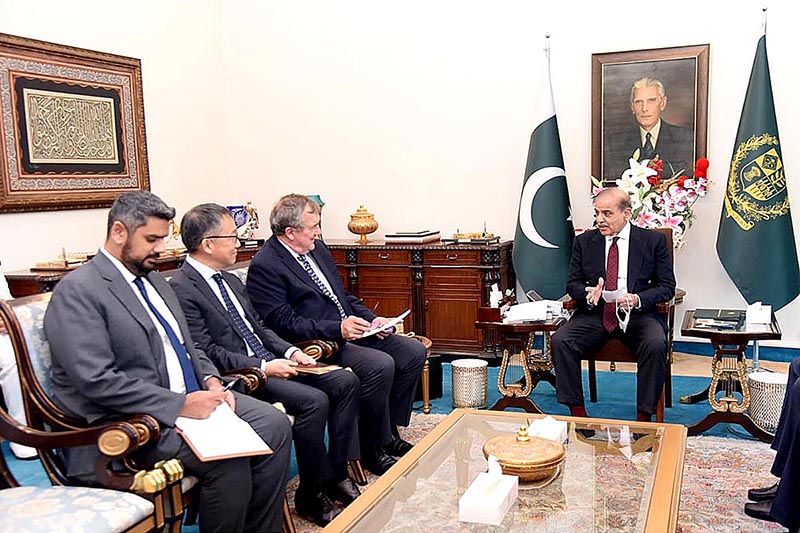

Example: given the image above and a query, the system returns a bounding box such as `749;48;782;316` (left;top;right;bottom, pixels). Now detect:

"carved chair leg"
282;494;296;533
349;459;368;486
422;358;431;414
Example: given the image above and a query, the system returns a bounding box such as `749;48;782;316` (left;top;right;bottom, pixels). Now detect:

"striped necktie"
212;273;273;361
297;254;347;319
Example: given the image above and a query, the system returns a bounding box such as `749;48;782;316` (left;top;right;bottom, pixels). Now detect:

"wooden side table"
680;309;781;443
474;317;563;413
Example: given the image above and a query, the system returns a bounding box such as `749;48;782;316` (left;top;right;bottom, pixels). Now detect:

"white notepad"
361;310;411;338
174;402;272;462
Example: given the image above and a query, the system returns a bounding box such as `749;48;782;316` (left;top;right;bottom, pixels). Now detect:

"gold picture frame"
0;33;149;213
592;44;709;186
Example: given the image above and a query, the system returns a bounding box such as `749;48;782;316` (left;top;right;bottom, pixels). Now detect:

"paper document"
175;402;272;462
295;363;342;375
503;302;547;323
361;310;411;338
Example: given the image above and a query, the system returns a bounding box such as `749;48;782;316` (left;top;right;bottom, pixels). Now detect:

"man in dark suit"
603;77;694;181
170;203;362;526
551;187;676;421
44;191;292;533
246;194;426;476
744;357;800;532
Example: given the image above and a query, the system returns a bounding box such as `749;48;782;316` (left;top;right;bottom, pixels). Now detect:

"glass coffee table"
324;409;686;533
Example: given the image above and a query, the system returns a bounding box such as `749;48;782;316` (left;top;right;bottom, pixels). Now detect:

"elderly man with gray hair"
603;76;694;181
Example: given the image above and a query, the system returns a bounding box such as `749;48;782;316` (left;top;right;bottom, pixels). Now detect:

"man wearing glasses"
170;203;361;527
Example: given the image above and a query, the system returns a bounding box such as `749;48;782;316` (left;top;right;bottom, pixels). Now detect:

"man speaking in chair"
170;203;362;526
551;187;675;421
246;194;426;476
44;191;292;533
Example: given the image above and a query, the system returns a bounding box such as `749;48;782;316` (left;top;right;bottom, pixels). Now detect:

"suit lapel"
94;254;170;386
588;230;606;278
627;226;645;285
270;236;327;296
184;263;232;323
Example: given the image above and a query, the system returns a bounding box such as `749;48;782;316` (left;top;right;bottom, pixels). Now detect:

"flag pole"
761;5;767;35
752;5;768;372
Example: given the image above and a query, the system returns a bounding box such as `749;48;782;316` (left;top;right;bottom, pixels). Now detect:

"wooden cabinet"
328;240;514;356
5;246;263;297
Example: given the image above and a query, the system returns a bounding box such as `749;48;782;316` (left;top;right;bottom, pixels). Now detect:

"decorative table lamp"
347;205;378;244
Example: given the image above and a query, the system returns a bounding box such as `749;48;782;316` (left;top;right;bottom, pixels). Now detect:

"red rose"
695;158;709;171
677;176;687;187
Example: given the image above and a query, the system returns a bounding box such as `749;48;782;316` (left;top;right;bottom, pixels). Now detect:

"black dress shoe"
744;500;778;523
384;437;414;457
363;449;397;475
748;482;779;502
295;484;342;527
324;477;361;505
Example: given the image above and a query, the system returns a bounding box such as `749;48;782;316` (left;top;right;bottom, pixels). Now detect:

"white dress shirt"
101;248;188;393
185;256;298;366
604;222;631;293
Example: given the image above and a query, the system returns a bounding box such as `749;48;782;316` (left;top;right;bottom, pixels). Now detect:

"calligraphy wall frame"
0;33;149;213
592;44;709;186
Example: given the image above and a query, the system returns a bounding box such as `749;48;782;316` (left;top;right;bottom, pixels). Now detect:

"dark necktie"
212;273;273;361
603;237;620;332
133;277;200;392
642;132;655;160
297;254;347;319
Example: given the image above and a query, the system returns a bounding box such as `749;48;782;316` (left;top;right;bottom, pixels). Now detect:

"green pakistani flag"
717;34;800;310
513;42;574;300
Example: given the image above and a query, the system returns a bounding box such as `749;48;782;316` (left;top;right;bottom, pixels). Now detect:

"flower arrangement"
592;156;710;250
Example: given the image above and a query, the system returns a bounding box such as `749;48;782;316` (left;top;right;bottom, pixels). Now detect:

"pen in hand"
222;377;240;392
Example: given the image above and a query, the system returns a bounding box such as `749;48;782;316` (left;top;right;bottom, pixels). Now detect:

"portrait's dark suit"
604;120;694;181
170;262;361;483
44;252;292;533
551;225;676;414
246;236;426;449
763;356;800;530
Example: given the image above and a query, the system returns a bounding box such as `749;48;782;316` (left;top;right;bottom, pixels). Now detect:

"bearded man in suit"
245;194;426;477
550;187;676;421
170;203;362;526
44;191;292;533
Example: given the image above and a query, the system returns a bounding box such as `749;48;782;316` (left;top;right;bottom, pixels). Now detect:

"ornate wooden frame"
592;44;709;186
0;33;149;213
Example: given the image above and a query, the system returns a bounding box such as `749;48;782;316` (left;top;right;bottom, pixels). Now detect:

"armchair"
0;295;177;532
562;227;677;422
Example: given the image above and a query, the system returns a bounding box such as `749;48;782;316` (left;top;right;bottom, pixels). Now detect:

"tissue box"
458;472;518;525
529;416;568;444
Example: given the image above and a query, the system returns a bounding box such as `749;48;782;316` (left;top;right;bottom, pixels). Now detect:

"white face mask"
615;300;631;333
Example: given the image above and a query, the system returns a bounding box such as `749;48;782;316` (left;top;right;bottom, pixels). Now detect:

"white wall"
3;0;800;346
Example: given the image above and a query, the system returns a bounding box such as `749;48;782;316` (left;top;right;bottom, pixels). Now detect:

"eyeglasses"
203;234;240;241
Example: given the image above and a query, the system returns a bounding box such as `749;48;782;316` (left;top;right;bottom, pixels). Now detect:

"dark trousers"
769;357;800;530
551;311;667;414
337;333;426;447
258;367;360;482
173;393;292;533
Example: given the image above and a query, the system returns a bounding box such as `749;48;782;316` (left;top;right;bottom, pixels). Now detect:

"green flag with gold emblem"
716;34;800;310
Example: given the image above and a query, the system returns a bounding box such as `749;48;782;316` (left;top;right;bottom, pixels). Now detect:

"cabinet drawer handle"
378;253;390;260
446;253;458;261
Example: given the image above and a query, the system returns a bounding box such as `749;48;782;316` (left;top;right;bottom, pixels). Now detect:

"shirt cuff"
284;347;301;360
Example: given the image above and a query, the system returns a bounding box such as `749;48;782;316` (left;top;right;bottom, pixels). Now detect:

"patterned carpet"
288;413;785;533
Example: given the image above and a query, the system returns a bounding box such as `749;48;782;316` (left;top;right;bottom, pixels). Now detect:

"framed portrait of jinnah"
591;44;709;186
0;33;149;213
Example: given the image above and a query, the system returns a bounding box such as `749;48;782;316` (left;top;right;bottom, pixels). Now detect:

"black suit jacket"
566;225;676;322
604;120;694;181
170;262;294;371
246;236;376;343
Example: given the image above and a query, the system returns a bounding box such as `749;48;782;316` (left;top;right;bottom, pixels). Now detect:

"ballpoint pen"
222;377;240;392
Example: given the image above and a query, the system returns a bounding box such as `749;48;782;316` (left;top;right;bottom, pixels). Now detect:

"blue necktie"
297;254;347;319
133;277;200;393
212;273;274;361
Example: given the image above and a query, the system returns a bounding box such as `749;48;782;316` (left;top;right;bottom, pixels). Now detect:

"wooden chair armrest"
222;367;268;393
563;299;577;311
296;339;339;361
